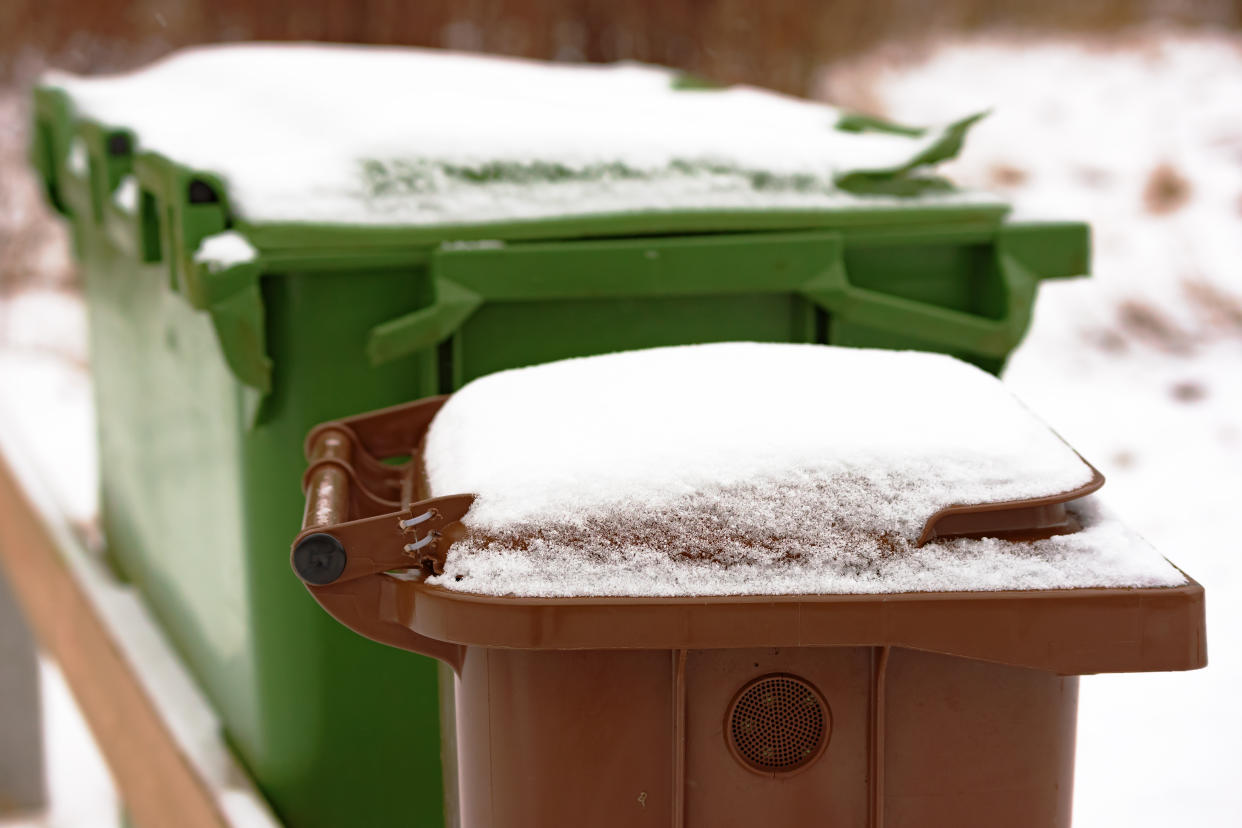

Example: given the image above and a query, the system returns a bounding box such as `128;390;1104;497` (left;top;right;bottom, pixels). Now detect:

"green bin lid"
42;43;999;231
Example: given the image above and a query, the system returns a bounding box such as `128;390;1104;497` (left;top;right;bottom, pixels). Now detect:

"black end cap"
187;178;219;204
293;533;348;585
106;132;132;156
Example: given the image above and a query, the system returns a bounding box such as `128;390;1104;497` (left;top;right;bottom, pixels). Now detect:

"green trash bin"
29;45;1089;828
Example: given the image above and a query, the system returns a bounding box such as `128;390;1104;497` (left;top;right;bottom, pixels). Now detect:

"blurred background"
1;1;1239;827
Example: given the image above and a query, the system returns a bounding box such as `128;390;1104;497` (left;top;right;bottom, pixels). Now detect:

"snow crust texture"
422;343;1184;597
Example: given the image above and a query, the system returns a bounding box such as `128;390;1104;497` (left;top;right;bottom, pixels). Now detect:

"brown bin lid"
291;392;1205;677
387;577;1205;676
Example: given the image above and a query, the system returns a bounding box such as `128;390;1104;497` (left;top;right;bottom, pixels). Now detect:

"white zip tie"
399;510;434;530
403;533;437;554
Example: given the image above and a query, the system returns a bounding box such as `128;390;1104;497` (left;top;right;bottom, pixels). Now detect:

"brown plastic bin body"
290;396;1207;828
453;645;1075;827
401;583;1204;828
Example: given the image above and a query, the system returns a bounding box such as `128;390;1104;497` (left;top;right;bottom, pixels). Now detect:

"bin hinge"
289;396;475;662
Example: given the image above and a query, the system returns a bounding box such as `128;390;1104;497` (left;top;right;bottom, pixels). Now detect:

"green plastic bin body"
30;85;1089;828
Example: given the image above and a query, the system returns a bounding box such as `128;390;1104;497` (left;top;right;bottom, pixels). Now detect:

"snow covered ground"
0;294;114;826
0;658;119;828
1;28;1239;827
819;29;1242;826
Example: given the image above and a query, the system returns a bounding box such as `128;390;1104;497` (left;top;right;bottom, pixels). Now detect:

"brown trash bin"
291;395;1205;828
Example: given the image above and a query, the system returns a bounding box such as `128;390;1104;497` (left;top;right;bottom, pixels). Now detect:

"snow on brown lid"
422;343;1182;596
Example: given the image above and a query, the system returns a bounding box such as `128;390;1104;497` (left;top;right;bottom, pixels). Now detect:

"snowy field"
1;29;1239;827
819;30;1242;826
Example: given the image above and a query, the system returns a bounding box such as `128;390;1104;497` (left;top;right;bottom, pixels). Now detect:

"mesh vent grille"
727;674;827;774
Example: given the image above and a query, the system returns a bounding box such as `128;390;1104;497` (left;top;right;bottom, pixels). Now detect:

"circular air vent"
726;674;830;775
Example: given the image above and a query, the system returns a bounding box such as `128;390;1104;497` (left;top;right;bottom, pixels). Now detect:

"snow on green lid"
46;44;997;226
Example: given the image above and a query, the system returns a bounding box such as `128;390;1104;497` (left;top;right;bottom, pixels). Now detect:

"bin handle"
803;250;1041;359
291;397;476;670
367;278;482;366
370;247;1043;366
917;464;1105;545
